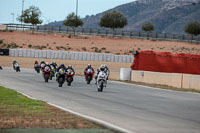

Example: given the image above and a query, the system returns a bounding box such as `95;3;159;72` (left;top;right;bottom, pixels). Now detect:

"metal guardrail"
4;23;200;43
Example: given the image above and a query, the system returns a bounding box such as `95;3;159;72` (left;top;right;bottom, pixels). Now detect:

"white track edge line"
16;90;134;133
48;102;134;133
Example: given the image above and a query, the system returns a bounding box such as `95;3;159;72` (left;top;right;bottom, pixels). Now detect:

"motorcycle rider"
34;60;39;67
40;61;46;71
51;61;57;70
56;64;67;81
57;64;67;72
43;62;51;70
84;64;95;81
34;60;39;65
95;65;106;84
12;60;18;69
40;61;45;65
84;64;94;75
66;65;75;75
103;64;110;80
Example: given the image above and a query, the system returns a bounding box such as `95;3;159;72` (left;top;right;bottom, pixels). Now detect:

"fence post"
138;32;140;37
172;34;175;40
182;35;184;41
66;27;68;34
90;29;92;35
106;30;108;36
58;26;60;32
130;32;132;37
164;33;167;39
82;28;84;34
155;33;158;38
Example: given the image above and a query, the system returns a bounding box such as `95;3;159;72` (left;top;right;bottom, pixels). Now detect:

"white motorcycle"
96;71;107;92
14;63;20;72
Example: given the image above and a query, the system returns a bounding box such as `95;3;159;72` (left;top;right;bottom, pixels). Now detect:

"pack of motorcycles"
32;62;109;92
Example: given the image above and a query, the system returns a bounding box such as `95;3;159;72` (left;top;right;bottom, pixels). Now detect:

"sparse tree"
17;6;42;33
184;21;200;36
63;12;84;36
142;22;154;32
99;11;127;31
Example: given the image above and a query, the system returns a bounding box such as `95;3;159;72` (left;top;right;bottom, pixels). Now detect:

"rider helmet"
68;65;72;69
100;65;105;71
88;64;91;68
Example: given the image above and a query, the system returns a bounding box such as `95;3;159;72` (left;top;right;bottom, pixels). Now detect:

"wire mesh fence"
4;23;200;43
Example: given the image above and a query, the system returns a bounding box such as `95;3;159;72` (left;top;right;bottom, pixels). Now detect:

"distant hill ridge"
48;0;200;34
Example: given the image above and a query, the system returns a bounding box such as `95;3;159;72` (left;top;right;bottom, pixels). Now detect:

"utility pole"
21;0;24;25
11;13;14;23
76;0;78;16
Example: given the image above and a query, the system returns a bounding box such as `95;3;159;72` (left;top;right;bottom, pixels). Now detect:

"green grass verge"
0;128;113;133
0;86;45;114
0;86;113;132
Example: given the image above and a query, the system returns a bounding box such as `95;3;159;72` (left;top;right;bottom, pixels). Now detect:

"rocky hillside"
48;0;200;34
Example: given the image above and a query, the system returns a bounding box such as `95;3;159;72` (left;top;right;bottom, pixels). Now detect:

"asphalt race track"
1;68;200;133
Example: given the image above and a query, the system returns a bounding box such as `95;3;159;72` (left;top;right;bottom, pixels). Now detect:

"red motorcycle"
85;68;94;84
43;66;51;82
66;69;74;86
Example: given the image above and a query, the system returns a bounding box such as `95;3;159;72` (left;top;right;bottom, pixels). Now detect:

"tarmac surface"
0;68;200;133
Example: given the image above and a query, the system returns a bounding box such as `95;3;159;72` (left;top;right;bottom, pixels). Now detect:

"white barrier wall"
131;70;200;90
9;49;133;63
182;74;200;90
131;70;183;88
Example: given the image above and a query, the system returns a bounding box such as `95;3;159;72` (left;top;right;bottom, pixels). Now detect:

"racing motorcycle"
13;63;20;72
50;65;55;80
85;68;94;84
57;68;66;87
66;69;74;86
43;66;51;82
96;71;107;92
34;64;40;73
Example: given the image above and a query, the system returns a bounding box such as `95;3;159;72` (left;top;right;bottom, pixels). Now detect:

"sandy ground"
0;56;131;80
0;31;200;55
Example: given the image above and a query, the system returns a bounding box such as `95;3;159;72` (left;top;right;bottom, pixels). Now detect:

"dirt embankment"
0;31;200;55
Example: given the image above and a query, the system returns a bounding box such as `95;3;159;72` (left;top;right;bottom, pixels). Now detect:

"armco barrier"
47;50;51;59
8;49;134;63
19;49;23;57
27;49;31;57
50;51;55;59
35;50;39;58
10;49;15;56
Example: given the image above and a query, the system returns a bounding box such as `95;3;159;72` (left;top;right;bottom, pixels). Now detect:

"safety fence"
9;49;134;63
4;23;200;43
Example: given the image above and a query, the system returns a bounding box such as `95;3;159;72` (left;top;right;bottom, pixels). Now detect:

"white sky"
0;0;134;24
